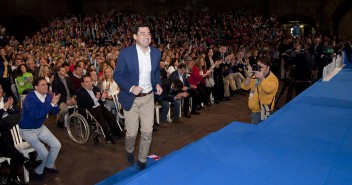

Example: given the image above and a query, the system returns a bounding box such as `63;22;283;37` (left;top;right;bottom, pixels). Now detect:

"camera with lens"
251;63;261;72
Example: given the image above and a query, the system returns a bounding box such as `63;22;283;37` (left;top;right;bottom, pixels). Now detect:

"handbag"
260;104;271;120
205;76;215;87
257;86;274;121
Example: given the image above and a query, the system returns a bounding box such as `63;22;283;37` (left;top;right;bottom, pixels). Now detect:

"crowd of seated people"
0;8;349;183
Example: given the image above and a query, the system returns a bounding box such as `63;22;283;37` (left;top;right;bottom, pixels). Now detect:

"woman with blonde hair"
101;66;122;119
38;64;55;93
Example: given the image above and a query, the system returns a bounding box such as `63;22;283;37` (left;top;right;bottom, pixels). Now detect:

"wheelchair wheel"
67;113;90;144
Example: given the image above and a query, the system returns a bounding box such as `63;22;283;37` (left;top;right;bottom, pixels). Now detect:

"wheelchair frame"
66;108;107;146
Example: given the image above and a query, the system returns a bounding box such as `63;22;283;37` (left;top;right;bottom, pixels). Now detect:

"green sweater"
16;72;33;94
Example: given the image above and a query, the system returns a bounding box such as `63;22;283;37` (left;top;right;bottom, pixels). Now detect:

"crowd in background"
0;9;350;122
1;8;351;184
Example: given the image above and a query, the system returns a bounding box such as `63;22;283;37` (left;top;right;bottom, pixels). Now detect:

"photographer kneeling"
241;57;279;124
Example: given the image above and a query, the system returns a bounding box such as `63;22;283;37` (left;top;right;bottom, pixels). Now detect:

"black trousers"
90;106;124;140
0;77;13;98
183;88;198;114
197;83;211;105
0;114;25;179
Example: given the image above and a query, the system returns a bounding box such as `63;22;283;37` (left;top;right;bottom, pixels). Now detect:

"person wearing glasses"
18;77;61;181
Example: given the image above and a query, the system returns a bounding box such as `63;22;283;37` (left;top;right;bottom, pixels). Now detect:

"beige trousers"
124;93;154;163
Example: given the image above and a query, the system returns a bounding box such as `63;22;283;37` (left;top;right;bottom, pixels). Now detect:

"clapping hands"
51;93;61;105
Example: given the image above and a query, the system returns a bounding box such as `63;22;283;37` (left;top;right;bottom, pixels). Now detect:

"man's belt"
135;90;153;97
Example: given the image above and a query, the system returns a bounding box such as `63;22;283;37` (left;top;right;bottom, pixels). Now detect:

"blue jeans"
159;99;181;121
250;112;262;125
173;99;181;119
159;100;170;122
20;125;61;174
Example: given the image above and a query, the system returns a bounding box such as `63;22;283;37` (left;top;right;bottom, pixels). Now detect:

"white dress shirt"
136;45;152;93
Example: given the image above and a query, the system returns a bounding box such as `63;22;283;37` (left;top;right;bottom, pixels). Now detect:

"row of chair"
0;124;35;183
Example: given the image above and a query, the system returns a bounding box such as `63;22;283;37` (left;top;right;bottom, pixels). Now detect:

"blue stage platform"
98;58;352;185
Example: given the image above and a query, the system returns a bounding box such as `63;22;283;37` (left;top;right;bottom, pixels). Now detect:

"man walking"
114;24;162;170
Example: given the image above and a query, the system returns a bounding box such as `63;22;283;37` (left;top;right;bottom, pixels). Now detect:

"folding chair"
154;102;162;125
0;157;10;165
111;94;123;132
10;124;35;183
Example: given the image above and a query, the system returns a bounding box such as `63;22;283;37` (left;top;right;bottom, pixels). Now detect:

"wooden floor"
17;82;291;185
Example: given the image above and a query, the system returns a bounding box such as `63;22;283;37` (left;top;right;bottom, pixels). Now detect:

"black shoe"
214;100;220;104
191;111;200;115
31;172;44;181
136;160;147;171
153;125;158;132
196;105;204;110
56;121;64;128
105;140;112;144
184;113;191;118
44;167;59;174
24;158;42;171
224;97;231;101
238;89;245;95
159;120;168;125
173;118;183;123
114;134;124;140
10;178;27;185
126;152;135;166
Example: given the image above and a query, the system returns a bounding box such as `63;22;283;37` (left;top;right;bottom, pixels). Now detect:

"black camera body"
252;64;261;72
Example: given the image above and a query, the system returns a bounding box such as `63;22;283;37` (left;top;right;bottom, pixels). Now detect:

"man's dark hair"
55;65;66;73
173;79;184;90
132;23;149;35
80;74;90;83
178;63;186;69
61;62;69;68
33;77;46;87
74;63;82;70
258;57;272;67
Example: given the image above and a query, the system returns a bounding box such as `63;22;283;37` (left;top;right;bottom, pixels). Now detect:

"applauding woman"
189;57;212;109
16;64;34;95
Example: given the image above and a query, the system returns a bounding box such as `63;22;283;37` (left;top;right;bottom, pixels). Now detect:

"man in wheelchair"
76;75;124;144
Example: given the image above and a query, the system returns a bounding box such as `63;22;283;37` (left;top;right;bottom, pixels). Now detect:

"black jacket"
52;76;76;104
76;86;104;111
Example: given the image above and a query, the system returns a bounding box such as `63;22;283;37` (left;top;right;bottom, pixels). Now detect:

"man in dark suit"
169;63;199;117
70;64;83;93
114;24;162;170
0;85;42;184
76;75;123;144
212;44;227;101
51;66;76;128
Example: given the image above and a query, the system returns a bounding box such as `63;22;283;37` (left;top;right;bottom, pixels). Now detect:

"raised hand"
51;93;61;105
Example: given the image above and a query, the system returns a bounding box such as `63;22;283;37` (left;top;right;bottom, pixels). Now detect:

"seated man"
19;77;61;181
0;85;42;185
52;66;77;128
157;79;188;124
76;75;124;144
169;63;199;117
